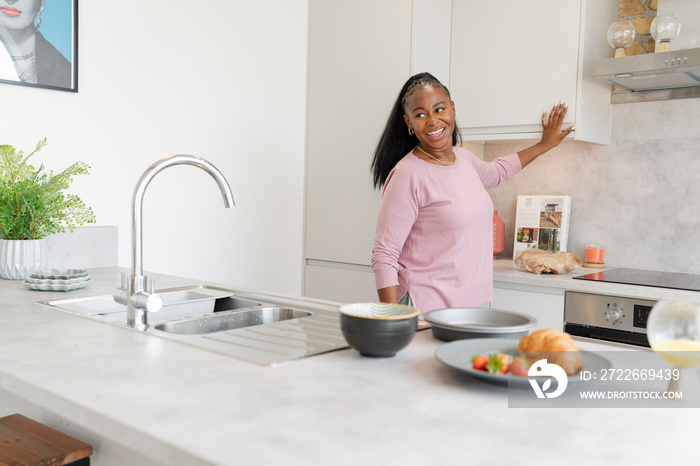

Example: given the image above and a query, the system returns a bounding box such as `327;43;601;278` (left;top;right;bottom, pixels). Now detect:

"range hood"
590;47;700;102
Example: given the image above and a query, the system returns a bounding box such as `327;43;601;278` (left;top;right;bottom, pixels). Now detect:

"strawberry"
471;354;489;371
485;353;509;375
509;354;530;377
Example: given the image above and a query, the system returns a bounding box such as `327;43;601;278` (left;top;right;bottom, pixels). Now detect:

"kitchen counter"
493;258;700;302
1;267;698;465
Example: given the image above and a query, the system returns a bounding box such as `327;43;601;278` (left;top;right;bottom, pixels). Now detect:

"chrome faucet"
114;155;234;330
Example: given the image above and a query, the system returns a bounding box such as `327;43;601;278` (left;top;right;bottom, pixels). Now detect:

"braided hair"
370;72;461;189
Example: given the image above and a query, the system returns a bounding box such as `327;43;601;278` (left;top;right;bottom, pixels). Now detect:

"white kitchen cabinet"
305;0;411;269
490;283;565;331
450;0;617;144
304;0;453;301
305;262;378;304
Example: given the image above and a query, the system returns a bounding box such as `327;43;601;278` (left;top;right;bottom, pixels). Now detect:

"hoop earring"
36;11;43;30
408;127;414;135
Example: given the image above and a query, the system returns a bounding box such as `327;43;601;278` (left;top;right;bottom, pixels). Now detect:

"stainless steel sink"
154;307;312;335
97;291;262;324
40;285;348;365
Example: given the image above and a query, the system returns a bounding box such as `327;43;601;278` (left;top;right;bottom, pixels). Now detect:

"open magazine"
512;195;572;259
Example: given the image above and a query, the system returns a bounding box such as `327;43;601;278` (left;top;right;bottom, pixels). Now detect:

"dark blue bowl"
340;303;419;358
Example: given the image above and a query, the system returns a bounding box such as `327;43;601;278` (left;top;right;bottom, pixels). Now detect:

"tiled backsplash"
485;98;700;274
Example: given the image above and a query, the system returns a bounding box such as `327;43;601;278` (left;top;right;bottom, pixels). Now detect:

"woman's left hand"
540;101;574;150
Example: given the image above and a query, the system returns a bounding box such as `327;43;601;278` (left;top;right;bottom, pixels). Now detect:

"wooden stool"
0;414;92;466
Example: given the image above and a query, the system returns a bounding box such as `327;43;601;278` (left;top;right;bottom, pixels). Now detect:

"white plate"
29;269;89;280
23;278;91;292
435;338;612;387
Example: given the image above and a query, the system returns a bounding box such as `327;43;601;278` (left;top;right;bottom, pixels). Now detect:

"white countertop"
1;267;698;465
494;258;700;302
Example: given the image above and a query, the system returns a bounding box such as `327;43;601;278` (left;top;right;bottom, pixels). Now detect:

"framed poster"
0;0;78;92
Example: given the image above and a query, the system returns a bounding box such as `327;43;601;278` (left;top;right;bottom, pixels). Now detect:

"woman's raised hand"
540;101;575;150
516;101;576;168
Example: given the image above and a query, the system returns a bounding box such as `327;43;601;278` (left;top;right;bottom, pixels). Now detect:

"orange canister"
493;210;505;258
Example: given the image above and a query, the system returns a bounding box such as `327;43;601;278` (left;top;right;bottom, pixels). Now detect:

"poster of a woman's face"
0;0;77;91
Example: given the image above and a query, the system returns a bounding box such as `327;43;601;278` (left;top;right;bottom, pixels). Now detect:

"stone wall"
616;0;658;55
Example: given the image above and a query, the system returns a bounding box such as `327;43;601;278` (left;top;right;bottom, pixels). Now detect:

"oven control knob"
606;309;622;322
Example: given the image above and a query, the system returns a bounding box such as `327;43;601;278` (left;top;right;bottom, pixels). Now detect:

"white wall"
1;1;309;295
658;0;700;50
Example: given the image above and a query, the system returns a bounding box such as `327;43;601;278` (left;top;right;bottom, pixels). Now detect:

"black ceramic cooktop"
572;267;700;293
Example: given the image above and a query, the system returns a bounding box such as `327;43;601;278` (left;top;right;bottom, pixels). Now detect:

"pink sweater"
371;147;522;313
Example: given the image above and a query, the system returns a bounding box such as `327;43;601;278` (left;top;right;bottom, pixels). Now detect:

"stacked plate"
23;269;91;291
424;307;538;342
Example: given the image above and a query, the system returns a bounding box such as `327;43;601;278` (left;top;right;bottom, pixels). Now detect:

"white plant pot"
0;239;48;280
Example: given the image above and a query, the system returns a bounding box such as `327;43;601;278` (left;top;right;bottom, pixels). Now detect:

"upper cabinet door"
450;0;615;144
451;0;579;135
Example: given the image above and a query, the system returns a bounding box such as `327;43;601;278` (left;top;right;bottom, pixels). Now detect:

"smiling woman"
370;72;573;314
0;0;72;88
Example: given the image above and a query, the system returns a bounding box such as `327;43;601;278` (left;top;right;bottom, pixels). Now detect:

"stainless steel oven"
564;291;655;347
565;267;700;347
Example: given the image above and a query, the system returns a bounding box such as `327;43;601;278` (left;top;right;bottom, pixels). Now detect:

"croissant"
518;329;581;376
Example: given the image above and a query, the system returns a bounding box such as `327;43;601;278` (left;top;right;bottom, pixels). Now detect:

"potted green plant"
0;139;96;279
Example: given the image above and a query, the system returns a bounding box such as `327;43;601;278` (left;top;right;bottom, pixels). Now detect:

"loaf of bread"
518;329;581;376
514;249;582;274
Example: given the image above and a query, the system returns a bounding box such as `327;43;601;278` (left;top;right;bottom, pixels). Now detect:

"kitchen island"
1;267;698;465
